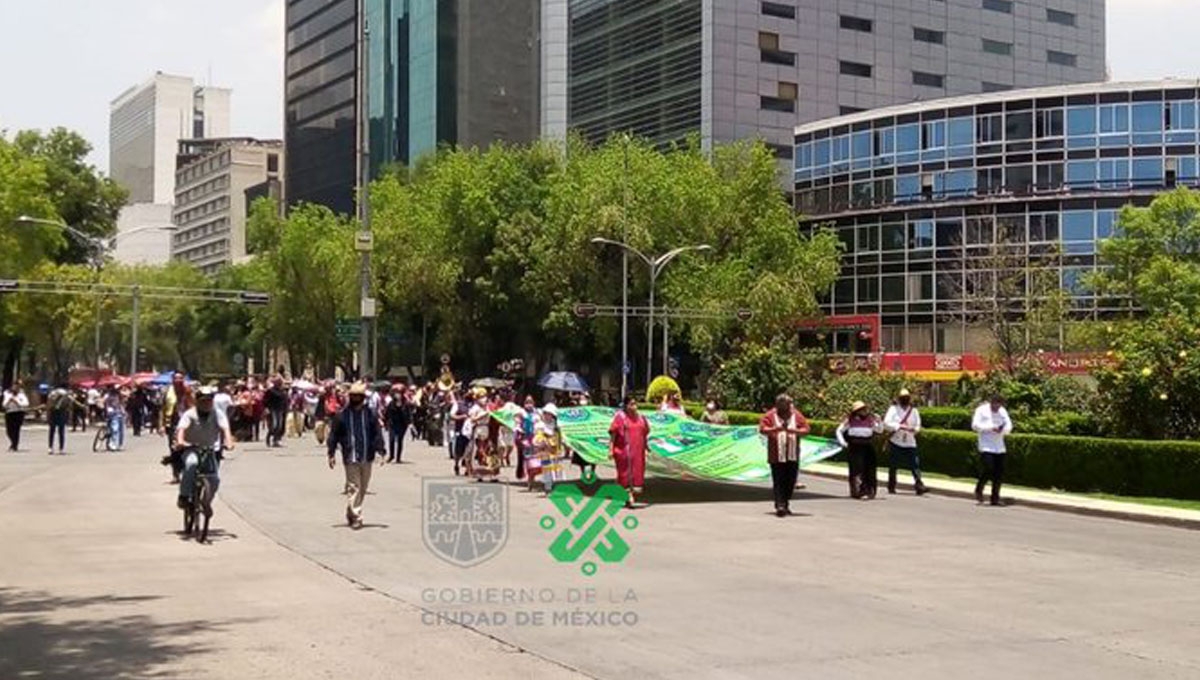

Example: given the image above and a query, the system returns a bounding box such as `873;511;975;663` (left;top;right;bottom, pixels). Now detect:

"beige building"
171;138;283;274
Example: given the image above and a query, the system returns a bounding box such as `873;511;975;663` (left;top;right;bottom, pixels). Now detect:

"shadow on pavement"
0;587;239;680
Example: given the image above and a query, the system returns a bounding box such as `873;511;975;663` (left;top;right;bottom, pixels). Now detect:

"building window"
982;38;1013;56
761;1;795;19
840;15;873;33
913;27;944;44
912;71;944;88
983;0;1012;13
840;61;872;78
840;105;866;115
982;81;1012;93
762;82;797;113
759;32;796;65
267;154;279;173
1048;50;1077;67
1037;109;1064;137
1046;8;1076;26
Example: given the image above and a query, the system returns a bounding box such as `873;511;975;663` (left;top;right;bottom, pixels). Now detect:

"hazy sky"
0;0;1194;170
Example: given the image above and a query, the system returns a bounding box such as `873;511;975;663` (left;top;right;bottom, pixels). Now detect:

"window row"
824;266;1099;308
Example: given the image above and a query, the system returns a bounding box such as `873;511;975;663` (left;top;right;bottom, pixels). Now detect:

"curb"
803;469;1200;531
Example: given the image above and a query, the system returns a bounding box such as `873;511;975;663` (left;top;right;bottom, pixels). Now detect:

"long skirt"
612;448;645;490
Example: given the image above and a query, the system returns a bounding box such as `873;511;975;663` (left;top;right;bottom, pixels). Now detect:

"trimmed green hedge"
806;421;1200;501
919;407;1101;437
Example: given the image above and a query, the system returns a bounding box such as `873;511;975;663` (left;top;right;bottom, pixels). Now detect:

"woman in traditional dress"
609;395;651;508
531;404;564;494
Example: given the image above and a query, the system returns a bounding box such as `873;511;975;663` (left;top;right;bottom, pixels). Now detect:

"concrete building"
109;72;231;204
555;0;1106;159
793;79;1195;360
284;0;540;214
111;203;174;265
171;138;283;274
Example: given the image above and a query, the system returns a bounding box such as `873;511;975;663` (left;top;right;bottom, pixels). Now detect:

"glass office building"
567;0;702;147
793;80;1196;354
286;0;537;213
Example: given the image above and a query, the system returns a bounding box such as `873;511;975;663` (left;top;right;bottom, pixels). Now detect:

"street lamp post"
13;216;175;373
590;238;712;387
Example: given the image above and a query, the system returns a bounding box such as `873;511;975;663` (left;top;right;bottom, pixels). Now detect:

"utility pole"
355;0;375;379
621;136;630;399
130;286;140;374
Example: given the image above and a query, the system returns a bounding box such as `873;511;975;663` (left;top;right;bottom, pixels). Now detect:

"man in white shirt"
3;381;31;452
883;388;927;495
972;395;1013;506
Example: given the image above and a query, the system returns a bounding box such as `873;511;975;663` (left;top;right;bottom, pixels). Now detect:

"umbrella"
291;378;317;391
151;370;176;385
537;372;589;392
95;374;129;388
470;377;510;389
131;372;158;385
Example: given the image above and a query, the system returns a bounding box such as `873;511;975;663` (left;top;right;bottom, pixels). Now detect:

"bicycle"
181;446;220;543
92;421;111;453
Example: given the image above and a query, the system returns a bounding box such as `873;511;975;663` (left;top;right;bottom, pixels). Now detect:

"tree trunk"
3;336;24;388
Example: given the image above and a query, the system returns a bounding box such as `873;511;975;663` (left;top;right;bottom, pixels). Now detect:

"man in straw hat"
327;382;385;529
884;388;928;495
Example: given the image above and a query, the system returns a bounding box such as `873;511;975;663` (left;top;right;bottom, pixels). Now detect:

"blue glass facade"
793;82;1195;353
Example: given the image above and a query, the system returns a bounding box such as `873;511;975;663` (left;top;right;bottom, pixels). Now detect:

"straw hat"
850;400;868;413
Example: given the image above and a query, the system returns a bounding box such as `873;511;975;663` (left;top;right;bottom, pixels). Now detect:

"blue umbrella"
537;371;589;392
151;370;177;385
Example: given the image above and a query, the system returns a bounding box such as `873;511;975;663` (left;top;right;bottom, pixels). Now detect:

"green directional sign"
335;317;361;343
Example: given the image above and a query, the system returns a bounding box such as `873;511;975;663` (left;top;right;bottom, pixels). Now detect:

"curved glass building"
793;80;1198;355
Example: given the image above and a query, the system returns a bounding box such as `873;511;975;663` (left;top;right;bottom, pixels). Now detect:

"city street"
1;429;1198;679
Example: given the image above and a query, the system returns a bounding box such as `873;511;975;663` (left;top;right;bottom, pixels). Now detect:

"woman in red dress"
609;395;650;508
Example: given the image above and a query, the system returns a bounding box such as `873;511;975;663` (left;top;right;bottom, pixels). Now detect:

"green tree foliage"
245;199;359;375
645;376;681;404
5;262;97;381
1091;187;1200;313
371;136;841;376
706;342;826;413
818;372;893;420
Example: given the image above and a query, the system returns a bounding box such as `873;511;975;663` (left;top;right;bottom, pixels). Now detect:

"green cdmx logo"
540;470;638;576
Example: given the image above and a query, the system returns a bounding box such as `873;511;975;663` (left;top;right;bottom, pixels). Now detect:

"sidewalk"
805;462;1200;530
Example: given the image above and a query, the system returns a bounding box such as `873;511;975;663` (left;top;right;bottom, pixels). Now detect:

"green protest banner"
493;406;842;483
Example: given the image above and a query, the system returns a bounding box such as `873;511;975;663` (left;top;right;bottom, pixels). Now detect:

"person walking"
609;395;650;508
884;389;928;495
326;383;385;529
103;385;126;452
3;381;30;452
46;383;74;455
837;401;882;499
531;403;565;494
384;385;410;463
972;395;1013;506
758;394;811;517
263;378;288;447
162;373;193;481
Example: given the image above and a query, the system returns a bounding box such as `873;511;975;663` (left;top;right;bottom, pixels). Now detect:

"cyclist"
174;386;235;510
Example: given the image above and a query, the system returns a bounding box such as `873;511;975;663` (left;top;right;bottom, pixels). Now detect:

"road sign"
573;303;598;318
361;297;377;318
0;280;18;293
736;308;753;321
335;317;361;342
355;231;374;252
239;291;271;306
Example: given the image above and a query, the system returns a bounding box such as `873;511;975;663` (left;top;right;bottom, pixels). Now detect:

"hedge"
919;407;1101;437
806;421;1200;501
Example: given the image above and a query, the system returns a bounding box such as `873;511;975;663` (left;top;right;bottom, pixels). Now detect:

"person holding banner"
759;394;810;517
609;395;650;509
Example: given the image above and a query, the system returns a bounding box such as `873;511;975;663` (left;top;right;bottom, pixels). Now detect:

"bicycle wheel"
92;427;107;453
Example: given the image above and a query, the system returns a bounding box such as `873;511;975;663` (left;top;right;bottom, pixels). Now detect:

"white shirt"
464;404;485;439
3;390;29;413
972;404;1013;453
176;407;230;449
86;388;101;406
883;404;922;448
213;392;233;414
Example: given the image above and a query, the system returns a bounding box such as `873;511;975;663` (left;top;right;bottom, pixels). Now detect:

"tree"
246;199;359;375
1090;187;1200;314
370;136;842;380
5;262;97;383
939;235;1068;372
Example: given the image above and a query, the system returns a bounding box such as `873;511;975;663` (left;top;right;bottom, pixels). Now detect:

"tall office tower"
553;0;1106;159
285;0;539;215
109;72;231;203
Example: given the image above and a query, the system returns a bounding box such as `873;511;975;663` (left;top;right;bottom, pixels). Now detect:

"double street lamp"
590;237;713;387
12;215;176;373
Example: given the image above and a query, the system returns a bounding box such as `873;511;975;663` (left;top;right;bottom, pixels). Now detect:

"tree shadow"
0;587;245;679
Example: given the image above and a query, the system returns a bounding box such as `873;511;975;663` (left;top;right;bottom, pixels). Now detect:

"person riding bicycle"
174;386;234;510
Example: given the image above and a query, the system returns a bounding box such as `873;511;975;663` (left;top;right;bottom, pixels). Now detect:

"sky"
0;0;1195;170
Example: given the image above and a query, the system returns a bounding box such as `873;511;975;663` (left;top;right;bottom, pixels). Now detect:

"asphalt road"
2;428;1198;679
